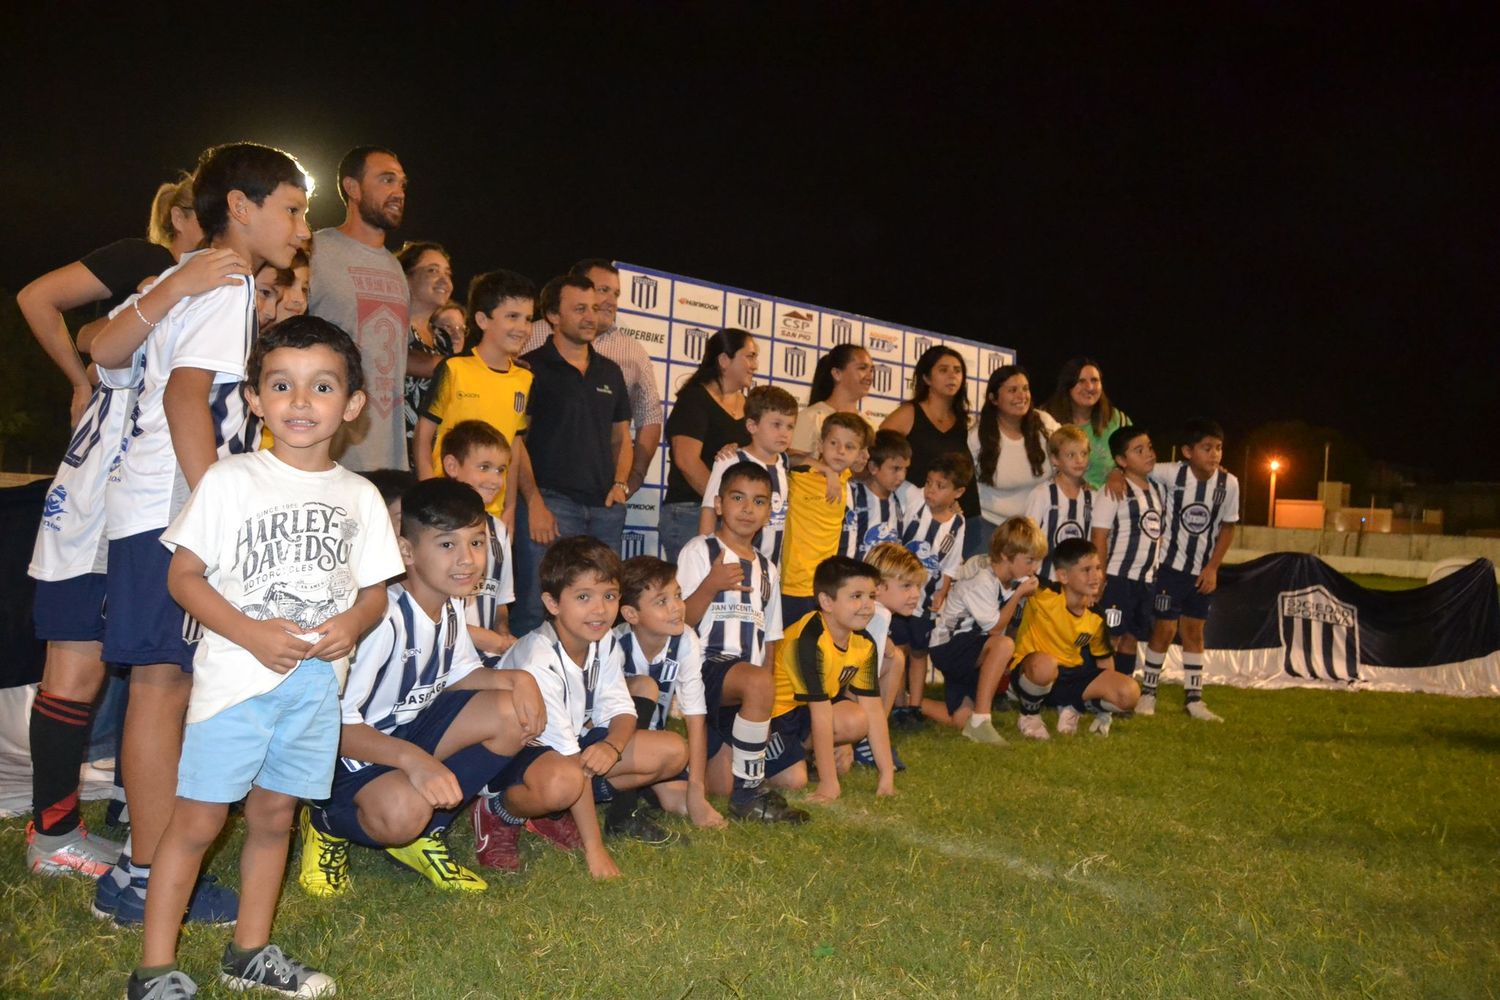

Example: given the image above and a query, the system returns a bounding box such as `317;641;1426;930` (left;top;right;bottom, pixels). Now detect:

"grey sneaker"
27;822;121;878
126;969;198;999
961;715;1008;746
1135;693;1157;716
219;943;335;997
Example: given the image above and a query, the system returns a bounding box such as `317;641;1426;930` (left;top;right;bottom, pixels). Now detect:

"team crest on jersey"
838;665;858;688
1140;508;1163;539
42;485;67;527
1180;502;1212;534
1054;520;1084;544
514;391;526;414
1104;608;1123;628
1074;632;1093;649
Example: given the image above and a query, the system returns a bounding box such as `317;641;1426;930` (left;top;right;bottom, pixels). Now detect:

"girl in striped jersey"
1023;425;1094;582
1103;419;1240;721
1090;426;1168;686
438;421;517;663
894;451;970;718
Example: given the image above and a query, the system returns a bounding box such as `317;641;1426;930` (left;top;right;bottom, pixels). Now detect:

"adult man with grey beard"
309;145;411;471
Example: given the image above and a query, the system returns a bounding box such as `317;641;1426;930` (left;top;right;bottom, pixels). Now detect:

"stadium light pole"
1268;458;1281;527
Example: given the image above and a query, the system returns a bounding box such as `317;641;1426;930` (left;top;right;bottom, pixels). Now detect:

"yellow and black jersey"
1011;587;1113;669
779;466;851;597
772;611;878;718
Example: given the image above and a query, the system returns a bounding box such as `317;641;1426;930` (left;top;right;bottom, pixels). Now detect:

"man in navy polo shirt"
511;274;633;634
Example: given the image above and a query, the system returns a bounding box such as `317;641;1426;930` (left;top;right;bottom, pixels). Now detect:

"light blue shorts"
177;659;341;803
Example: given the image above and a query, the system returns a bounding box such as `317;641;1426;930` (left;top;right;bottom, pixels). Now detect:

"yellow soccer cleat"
298;807;352;898
385;835;487;892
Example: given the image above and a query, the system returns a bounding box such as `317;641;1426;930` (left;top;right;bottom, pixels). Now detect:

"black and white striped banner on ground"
1157;553;1500;696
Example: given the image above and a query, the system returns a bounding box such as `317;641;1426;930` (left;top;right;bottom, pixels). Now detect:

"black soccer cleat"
729;788;809;825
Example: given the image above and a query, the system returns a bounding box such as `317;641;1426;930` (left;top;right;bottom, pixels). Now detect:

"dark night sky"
5;6;1497;482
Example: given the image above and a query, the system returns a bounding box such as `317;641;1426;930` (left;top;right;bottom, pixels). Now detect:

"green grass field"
3;684;1497;999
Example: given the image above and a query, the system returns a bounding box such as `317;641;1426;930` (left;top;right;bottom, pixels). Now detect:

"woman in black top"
660;327;758;560
879;345;980;540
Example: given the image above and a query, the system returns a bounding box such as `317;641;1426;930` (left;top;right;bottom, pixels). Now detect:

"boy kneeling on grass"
299;478;546;898
923;516;1045;745
1011;538;1140;740
478;537;689;878
135;318;403;999
769;556;896;803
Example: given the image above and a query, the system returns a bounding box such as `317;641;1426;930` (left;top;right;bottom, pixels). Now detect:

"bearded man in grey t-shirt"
309;145;411;471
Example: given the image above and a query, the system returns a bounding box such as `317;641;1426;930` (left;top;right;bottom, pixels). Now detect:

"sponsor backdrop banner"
1155;554;1500;696
612;262;1017;557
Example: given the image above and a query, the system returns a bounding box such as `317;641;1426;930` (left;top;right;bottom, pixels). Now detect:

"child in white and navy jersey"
95;144;311;938
439;420;516;663
480;538;689;878
1090;425;1168;686
1024;425;1094;581
678;461;807;824
614;557;725;829
894;451;969;723
855;542;930;764
25;244;256;881
133;317;400;999
841;430;920;559
301;478;544;898
697;385;798;564
925;517;1044;744
1130;418;1240;721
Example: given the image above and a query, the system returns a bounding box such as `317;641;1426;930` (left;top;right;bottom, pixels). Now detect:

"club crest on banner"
1279;585;1361;682
630;274;660;311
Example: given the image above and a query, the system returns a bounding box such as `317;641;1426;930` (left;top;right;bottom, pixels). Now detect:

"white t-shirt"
107;256;259;538
789;400;837;456
613;624;707;727
501;622;634;756
969;410;1060;525
29;354;143;581
338;585;483;771
161;450;404;723
676;534;784;665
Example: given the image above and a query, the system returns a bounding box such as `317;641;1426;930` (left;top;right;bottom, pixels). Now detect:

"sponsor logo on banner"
683;327;710;361
828;317;855;345
871;364;894;395
1279;585;1361;682
863;324;903;361
617;316;669;350
630;274;660;311
984;351;1005;376
781;345;809;380
777;307;818;345
671;282;724;324
910;335;933;361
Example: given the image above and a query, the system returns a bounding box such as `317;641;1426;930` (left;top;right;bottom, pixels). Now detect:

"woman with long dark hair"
660;328;758;560
396;241;458;447
788;343;872;462
1041;358;1129;489
880;345;974;517
969;364;1059;556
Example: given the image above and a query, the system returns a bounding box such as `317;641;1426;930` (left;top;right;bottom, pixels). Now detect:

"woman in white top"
968;365;1059;556
788;343;873;462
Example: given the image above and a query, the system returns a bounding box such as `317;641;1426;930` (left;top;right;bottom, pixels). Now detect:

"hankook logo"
678;296;720;312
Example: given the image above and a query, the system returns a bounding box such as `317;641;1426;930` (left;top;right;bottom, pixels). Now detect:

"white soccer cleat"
1056;706;1080;735
1088;713;1112;737
1016;714;1051;741
1185;701;1223;722
1135;693;1156;716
